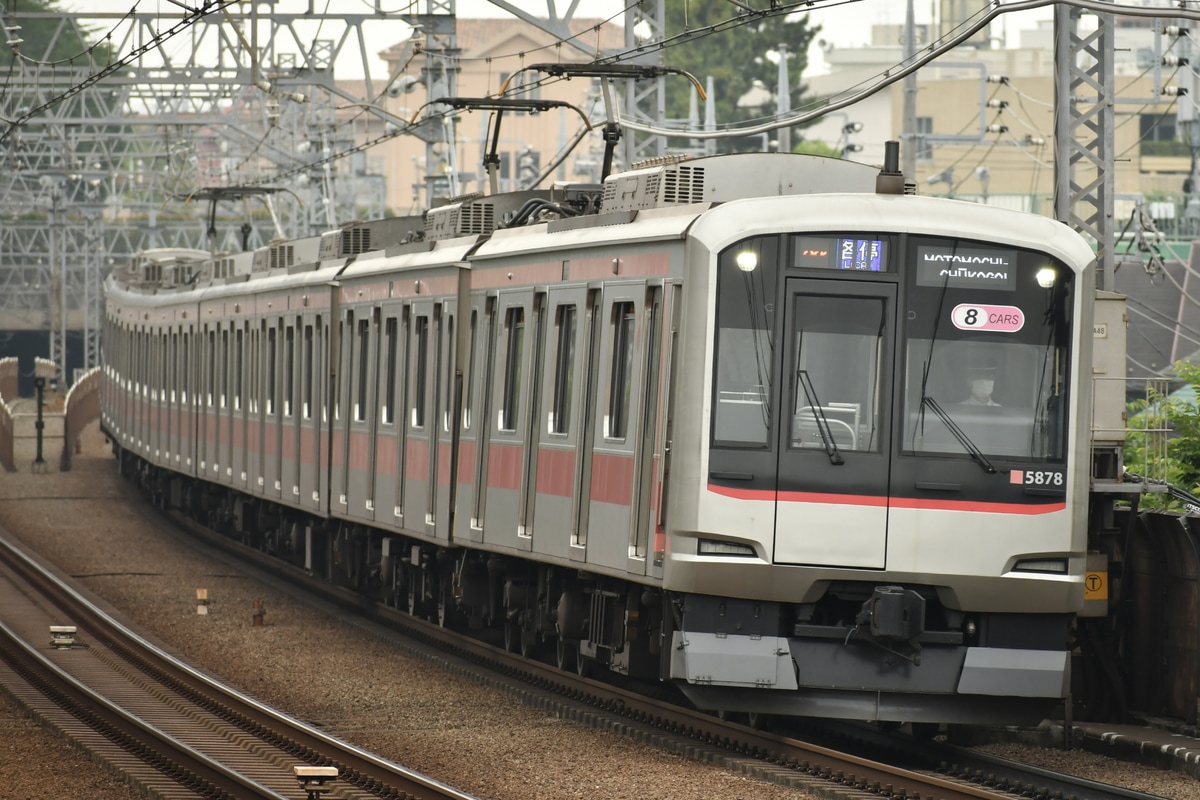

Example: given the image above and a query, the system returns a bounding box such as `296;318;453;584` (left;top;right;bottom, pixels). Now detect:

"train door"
404;300;438;535
298;315;322;511
234;323;247;489
774;278;896;569
433;297;457;542
569;289;603;560
264;319;282;499
343;308;378;519
181;326;194;471
530;286;588;560
218;325;232;484
582;287;652;572
284;317;301;504
466;296;497;543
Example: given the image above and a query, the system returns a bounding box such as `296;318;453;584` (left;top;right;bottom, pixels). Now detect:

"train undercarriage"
116;440;1159;727
118;444;669;682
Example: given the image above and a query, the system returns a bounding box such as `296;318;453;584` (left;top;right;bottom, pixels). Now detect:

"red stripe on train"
706;484;1065;515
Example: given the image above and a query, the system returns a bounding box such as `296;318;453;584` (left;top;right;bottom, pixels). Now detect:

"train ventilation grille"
340;227;371;255
661;166;705;204
459;202;494;234
269;245;294;270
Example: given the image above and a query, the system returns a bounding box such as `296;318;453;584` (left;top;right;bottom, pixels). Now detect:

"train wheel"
519;630;536;659
555;638;576;672
575;648;592;679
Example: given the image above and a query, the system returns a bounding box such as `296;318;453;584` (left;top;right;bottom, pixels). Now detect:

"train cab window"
901;238;1074;462
550;304;577;435
788;295;885;453
500;307;525;432
712;236;780;448
413;315;429;428
382;317;397;425
606;302;636;440
303;324;314;420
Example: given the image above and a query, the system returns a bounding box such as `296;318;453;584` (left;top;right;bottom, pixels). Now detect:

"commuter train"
101;143;1106;726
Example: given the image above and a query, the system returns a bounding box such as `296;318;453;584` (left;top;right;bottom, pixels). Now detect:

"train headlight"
735;251;758;272
1035;266;1056;288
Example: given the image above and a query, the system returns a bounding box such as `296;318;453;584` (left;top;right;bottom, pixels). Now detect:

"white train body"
102;151;1096;724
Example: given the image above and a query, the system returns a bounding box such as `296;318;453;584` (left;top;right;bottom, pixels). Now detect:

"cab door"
774;278;896;569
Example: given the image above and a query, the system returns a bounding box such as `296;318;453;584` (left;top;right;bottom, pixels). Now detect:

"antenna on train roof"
876;140;908;195
426;97;591;195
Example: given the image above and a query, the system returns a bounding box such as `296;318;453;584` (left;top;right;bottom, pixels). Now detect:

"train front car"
667;191;1095;725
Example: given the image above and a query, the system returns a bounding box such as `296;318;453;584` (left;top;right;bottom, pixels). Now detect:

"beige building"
371;19;623;214
805;19;1190;222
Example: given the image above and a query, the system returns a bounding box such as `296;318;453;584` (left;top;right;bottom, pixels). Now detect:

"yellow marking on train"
1085;571;1108;601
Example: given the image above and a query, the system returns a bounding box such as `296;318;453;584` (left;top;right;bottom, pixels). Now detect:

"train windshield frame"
901;235;1074;464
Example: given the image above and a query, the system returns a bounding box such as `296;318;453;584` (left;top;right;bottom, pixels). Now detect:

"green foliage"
793;139;842;158
660;7;819;152
1125;361;1200;509
2;0;119;67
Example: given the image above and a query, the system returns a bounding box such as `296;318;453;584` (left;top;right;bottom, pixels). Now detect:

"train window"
234;328;244;411
266;326;277;415
500;307;525;432
606;302;636;440
713;236;780;448
285;324;296;418
413;315;429;428
303;324;314;420
170;333;178;404
180;335;188;405
220;330;229;409
550;304;577;434
354;319;369;422
901;238;1074;461
383;318;397;425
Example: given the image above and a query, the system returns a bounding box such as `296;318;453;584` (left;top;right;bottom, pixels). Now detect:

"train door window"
266;326;277;416
712;236;779;448
206;330;215;407
234;328;244;410
788;294;885;454
383;317;397;425
334;318;344;422
317;317;326;423
284;323;296;417
303;323;314;420
159;333;167;401
412;315;429;428
220;329;230;408
442;310;454;433
500;306;525;432
170;332;178;403
355;317;370;422
249;327;259;414
550;304;577;435
606;302;636;440
180;335;189;405
463;309;477;430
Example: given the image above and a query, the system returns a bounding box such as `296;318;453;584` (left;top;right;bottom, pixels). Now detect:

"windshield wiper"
797;369;844;466
918;396;996;474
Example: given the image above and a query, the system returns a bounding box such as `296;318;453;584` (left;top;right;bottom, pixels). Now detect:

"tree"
1;0;118;66
1124;361;1200;509
659;7;820;152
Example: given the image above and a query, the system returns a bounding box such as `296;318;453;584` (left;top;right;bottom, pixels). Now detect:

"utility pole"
902;0;918;178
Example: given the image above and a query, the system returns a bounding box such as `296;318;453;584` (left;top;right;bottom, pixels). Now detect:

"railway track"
0;527;479;800
155;507;1175;800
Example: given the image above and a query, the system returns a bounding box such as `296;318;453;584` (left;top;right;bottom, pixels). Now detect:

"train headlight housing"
697;539;756;558
735;251;758;272
1035;266;1057;288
